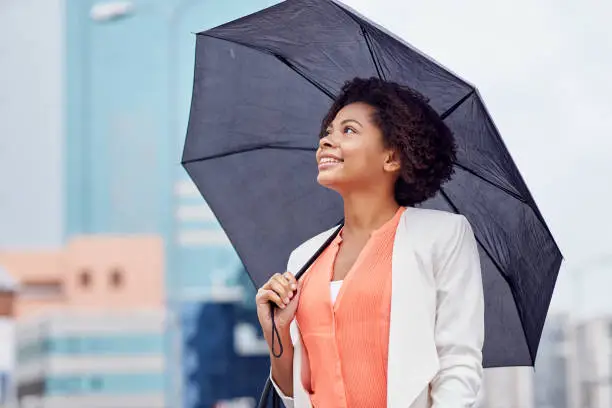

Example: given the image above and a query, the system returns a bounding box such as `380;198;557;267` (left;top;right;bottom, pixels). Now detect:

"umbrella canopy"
182;0;562;367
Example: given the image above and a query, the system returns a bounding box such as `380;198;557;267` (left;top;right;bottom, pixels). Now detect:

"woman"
256;77;484;408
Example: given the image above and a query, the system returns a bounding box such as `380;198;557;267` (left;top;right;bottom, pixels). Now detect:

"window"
79;269;92;288
20;280;63;299
48;334;164;355
109;267;123;288
90;377;103;391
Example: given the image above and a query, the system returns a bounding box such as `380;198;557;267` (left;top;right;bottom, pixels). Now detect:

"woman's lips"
318;157;343;170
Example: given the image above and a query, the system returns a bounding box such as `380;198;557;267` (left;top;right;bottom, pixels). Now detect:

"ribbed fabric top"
296;207;405;408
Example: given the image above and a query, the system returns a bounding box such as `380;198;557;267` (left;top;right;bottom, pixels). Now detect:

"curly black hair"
320;77;457;206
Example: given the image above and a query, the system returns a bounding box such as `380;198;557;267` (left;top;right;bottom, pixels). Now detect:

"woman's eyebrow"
340;119;363;127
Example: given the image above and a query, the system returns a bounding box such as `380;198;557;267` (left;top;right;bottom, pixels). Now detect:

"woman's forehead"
333;102;374;124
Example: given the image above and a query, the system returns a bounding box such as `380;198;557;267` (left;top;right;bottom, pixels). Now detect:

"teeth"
320;158;341;164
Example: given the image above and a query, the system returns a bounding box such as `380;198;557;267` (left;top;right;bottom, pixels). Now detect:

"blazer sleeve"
268;247;310;408
430;215;485;408
269;306;311;408
269;318;301;408
270;375;295;408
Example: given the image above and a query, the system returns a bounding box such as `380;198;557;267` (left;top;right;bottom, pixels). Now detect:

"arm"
269;327;296;408
270;322;312;408
267;250;302;408
431;215;485;407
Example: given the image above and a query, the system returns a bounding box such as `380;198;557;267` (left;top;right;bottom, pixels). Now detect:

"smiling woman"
256;77;484;408
316;78;457;207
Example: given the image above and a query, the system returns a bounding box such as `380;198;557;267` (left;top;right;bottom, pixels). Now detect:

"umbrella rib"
453;162;527;204
439;188;535;366
441;89;475;120
272;54;336;99
361;26;385;80
444;90;557;249
328;0;386;81
199;33;336;100
439;189;508;286
454;160;557;249
182;145;316;164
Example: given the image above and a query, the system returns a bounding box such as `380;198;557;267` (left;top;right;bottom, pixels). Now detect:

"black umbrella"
182;0;562;371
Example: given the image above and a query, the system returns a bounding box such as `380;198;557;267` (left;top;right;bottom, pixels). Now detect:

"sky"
343;0;612;315
0;0;64;249
0;0;610;315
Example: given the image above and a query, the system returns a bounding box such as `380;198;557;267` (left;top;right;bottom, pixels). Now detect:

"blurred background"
0;0;610;407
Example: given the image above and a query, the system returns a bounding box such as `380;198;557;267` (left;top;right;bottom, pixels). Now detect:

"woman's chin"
317;172;343;189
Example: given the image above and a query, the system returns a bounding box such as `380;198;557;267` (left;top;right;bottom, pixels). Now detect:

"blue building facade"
64;1;278;406
181;299;269;408
14;312;167;408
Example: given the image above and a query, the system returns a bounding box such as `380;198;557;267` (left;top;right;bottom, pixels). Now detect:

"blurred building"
1;0;281;406
0;267;18;406
569;317;612;408
63;1;279;406
0;0;65;248
533;313;571;408
14;311;166;408
477;313;574;408
0;236;164;317
61;0;279;291
530;313;612;408
181;296;269;408
479;367;534;408
0;235;166;408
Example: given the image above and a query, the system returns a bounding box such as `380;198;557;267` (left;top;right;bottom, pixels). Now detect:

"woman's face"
316;102;400;193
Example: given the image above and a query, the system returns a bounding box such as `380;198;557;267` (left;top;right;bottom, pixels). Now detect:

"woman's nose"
319;133;336;148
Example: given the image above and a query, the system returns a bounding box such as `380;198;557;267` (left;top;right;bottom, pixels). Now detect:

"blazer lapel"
387;208;439;408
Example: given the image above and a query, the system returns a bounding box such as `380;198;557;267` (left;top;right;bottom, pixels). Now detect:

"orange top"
296;207;405;408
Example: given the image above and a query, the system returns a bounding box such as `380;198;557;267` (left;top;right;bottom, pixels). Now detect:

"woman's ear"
383;150;401;173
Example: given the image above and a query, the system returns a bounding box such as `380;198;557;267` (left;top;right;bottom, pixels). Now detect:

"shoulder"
400;207;476;259
402;207;472;237
398;208;479;276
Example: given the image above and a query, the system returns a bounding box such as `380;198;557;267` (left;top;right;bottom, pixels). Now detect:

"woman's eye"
344;127;355;135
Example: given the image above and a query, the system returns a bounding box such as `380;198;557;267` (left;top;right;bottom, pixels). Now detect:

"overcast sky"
342;0;612;314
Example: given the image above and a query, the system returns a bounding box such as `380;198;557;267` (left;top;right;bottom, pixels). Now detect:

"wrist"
276;320;293;334
264;324;292;348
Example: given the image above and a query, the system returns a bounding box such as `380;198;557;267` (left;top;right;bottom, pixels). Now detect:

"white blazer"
272;207;485;408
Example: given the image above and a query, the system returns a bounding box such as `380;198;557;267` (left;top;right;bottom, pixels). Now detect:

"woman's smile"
317;153;344;171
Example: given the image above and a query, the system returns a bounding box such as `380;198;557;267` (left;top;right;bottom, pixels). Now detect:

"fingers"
283;272;298;291
257;288;284;309
259;272;298;308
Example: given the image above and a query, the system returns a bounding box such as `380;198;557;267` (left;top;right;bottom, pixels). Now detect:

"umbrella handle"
270;221;344;358
270;305;284;358
294;221;344;281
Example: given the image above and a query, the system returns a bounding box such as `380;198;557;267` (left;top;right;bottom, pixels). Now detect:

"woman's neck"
341;191;400;237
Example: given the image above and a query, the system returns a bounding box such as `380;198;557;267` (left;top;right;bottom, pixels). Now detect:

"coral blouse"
295;207;405;407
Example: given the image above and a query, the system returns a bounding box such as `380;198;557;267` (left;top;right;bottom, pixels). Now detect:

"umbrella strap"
271;306;284;358
270;221;344;358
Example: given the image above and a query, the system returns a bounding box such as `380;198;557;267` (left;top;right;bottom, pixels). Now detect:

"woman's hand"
257;273;301;396
256;272;301;337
